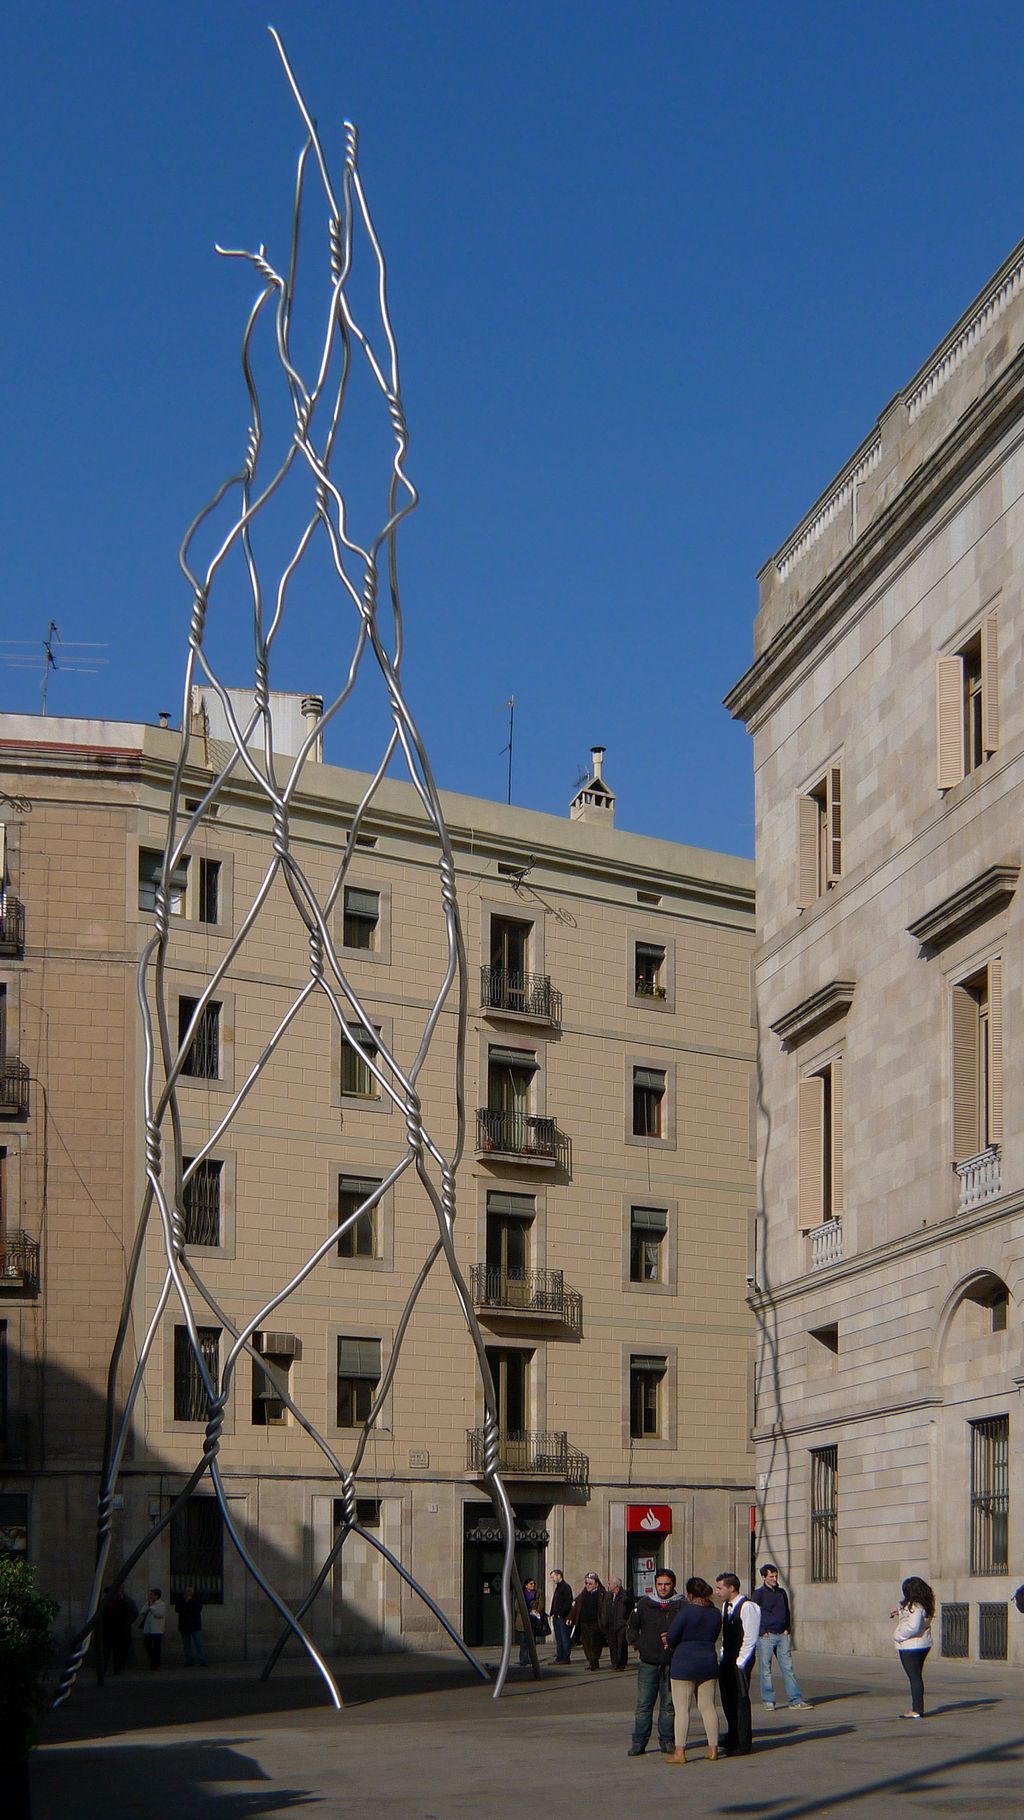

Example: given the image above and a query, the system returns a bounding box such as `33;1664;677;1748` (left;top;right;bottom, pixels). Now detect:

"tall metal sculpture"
54;28;523;1711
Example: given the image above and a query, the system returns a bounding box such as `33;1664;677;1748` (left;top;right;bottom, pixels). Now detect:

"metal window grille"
178;996;221;1080
181;1158;222;1247
198;858;221;926
810;1445;838;1583
970;1415;1009;1574
979;1602;1008;1660
940;1602;969;1657
170;1495;224;1603
173;1325;220;1421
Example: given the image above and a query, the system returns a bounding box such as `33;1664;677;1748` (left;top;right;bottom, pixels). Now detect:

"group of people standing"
519;1569;635;1668
99;1585;208;1673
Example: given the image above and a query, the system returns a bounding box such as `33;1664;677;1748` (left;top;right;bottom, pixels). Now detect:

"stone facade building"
0;713;755;1657
726;240;1024;1663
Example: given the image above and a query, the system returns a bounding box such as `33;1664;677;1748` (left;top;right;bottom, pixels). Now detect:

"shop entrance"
462;1502;549;1646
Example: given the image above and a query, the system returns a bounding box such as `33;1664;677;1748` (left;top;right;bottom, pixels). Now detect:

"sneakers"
789;1702;812;1710
763;1701;775;1710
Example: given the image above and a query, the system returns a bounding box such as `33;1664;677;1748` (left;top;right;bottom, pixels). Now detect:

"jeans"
632;1661;675;1750
757;1631;804;1705
552;1615;572;1661
182;1630;207;1666
899;1646;929;1715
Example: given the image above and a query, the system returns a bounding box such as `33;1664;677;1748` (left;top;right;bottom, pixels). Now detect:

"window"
485;916;534;1012
341;1024;380;1099
337;1174;380;1259
630;1205;667;1283
970;1416;1008;1575
170;1495;224;1602
173;1325;220;1421
181;1158;222;1246
251;1341;294;1427
798;1057;843;1228
634;942;666;999
632;1066;665;1138
485;1046;538;1149
337;1336;381;1427
485;1345;531;1432
629;1354;666;1439
198;858;221;926
343;887;380;951
937;614;998;788
952;961;1003;1161
797;766;842;907
485;1191;534;1301
810;1444;838;1582
139;849;188;915
334;1497;381;1529
178;996;221;1080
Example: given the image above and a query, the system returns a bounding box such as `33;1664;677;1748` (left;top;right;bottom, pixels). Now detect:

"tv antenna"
0;621;109;714
500;697;515;805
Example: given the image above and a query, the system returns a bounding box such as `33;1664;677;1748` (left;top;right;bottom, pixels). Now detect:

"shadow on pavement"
33;1737;317;1820
715;1732;1024;1819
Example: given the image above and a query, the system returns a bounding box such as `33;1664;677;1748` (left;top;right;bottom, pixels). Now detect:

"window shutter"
487;1192;536;1217
630;1355;667;1374
633;1067;666;1090
630;1205;668;1232
830;1056;844;1216
826;767;843;883
951;985;980;1161
489;1046;538;1070
936;657;965;789
797;794;819;908
798;1074;825;1228
988;957;1003;1145
982;614;999;754
344;889;380;916
339;1175;381;1203
338;1337;381;1378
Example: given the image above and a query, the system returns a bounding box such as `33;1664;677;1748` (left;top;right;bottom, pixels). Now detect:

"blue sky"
4;1;1024;857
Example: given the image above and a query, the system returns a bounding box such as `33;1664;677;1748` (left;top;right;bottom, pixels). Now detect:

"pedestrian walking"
664;1576;723;1764
548;1569;574;1663
891;1576;934;1718
599;1576;635;1671
174;1584;208;1666
715;1572;760;1756
624;1568;682;1756
569;1572;605;1669
752;1564;811;1710
139;1588;166;1670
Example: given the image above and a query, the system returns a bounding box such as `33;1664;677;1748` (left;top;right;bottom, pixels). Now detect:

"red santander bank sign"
626;1504;672;1535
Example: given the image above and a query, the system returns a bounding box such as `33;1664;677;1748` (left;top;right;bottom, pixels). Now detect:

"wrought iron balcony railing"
0;895;25;957
481;967;561;1024
0;1231;40;1292
0;1058;30;1119
476;1109;569;1169
470;1264;583;1332
466;1428;589;1487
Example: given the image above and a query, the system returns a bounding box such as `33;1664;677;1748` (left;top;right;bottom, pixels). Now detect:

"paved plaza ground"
34;1645;1022;1819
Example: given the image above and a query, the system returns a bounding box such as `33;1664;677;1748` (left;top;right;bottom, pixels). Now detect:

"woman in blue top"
664;1577;723;1763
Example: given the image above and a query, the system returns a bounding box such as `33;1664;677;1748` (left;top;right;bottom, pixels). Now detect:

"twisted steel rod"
53;27;518;1714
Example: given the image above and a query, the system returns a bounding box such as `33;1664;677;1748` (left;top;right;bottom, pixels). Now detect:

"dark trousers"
719;1657;752;1753
552;1614;572;1661
607;1626;629;1670
899;1646;929;1715
580;1622;604;1667
143;1634;162;1670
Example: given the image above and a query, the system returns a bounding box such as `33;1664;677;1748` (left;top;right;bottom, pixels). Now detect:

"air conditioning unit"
254;1331;302;1359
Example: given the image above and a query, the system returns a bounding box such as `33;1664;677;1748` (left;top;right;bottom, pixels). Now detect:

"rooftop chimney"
569;744;615;827
158;710;171;730
301;694;325;762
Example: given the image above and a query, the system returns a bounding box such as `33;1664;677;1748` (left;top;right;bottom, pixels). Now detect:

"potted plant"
0;1559;58;1820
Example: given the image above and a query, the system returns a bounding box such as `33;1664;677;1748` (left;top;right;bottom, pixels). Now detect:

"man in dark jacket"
548;1569;574;1664
173;1585;207;1666
600;1576;635;1671
624;1570;681;1755
752;1564;810;1710
715;1573;760;1755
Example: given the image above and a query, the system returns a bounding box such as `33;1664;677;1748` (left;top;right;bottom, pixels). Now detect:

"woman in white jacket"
890;1576;934;1718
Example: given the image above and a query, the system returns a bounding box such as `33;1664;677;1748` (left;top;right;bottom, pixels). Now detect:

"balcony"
0;1059;30;1119
476;1109;570;1169
466;1428;589;1487
470;1265;583;1333
481;967;561;1025
0;1231;40;1293
808;1217;843;1269
0;895;25;957
956;1146;1001;1214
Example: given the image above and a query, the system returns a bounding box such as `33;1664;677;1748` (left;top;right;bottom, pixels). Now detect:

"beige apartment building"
0;713;755;1657
727;240;1024;1664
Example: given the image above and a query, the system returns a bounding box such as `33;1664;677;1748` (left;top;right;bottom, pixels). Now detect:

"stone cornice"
769;979;855;1048
747;1181;1024;1310
725;345;1024;729
753;1394;941;1443
906;862;1020;951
